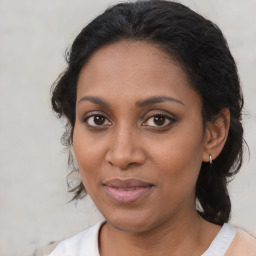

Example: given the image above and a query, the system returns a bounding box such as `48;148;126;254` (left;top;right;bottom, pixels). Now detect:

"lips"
103;178;154;204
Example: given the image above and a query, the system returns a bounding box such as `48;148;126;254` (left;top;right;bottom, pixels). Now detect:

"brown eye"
85;114;111;127
94;115;105;125
143;114;174;127
153;115;166;126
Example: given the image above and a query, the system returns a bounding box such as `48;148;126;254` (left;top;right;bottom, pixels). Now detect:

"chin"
104;209;160;233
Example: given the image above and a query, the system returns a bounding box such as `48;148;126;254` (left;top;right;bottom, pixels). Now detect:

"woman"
49;1;256;255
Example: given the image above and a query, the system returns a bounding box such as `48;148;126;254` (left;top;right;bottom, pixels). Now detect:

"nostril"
105;135;146;168
105;149;145;169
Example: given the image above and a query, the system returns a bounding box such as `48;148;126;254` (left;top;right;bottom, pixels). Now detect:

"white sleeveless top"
49;221;236;256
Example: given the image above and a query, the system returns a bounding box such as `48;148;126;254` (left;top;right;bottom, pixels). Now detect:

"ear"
202;108;230;163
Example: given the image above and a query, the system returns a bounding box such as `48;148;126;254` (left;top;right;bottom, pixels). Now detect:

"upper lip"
103;178;153;188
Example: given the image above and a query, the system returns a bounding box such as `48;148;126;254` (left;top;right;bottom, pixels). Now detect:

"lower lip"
104;186;153;204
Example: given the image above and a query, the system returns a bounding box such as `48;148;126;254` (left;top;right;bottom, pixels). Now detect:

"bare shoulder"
225;228;256;256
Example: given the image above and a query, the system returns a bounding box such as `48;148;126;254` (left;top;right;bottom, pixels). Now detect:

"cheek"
149;128;204;190
72;126;105;191
147;139;203;214
152;131;203;166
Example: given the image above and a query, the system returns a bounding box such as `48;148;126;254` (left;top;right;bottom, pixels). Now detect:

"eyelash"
82;112;176;129
82;112;111;128
143;113;175;128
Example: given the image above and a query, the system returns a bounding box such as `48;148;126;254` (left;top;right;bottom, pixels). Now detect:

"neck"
99;210;220;256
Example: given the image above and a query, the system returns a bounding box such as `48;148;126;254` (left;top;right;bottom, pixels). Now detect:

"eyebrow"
136;96;184;107
78;95;184;107
78;96;109;106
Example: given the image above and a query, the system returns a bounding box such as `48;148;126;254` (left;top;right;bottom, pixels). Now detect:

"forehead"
79;40;183;85
83;40;173;70
77;41;200;108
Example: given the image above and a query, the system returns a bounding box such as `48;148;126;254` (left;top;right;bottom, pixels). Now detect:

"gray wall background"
0;0;255;255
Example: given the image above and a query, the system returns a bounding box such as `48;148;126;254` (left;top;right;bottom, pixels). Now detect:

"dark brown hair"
51;0;245;225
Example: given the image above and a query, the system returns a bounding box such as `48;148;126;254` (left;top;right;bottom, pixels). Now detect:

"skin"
73;41;230;256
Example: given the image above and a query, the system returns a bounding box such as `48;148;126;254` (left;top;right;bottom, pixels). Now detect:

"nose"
105;125;146;169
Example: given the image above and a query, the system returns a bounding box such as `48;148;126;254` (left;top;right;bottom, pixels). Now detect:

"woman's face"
73;41;209;232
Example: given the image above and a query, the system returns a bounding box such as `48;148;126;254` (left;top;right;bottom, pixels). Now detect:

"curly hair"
51;0;245;225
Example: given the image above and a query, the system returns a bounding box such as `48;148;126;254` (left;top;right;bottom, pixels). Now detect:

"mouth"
103;178;154;204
